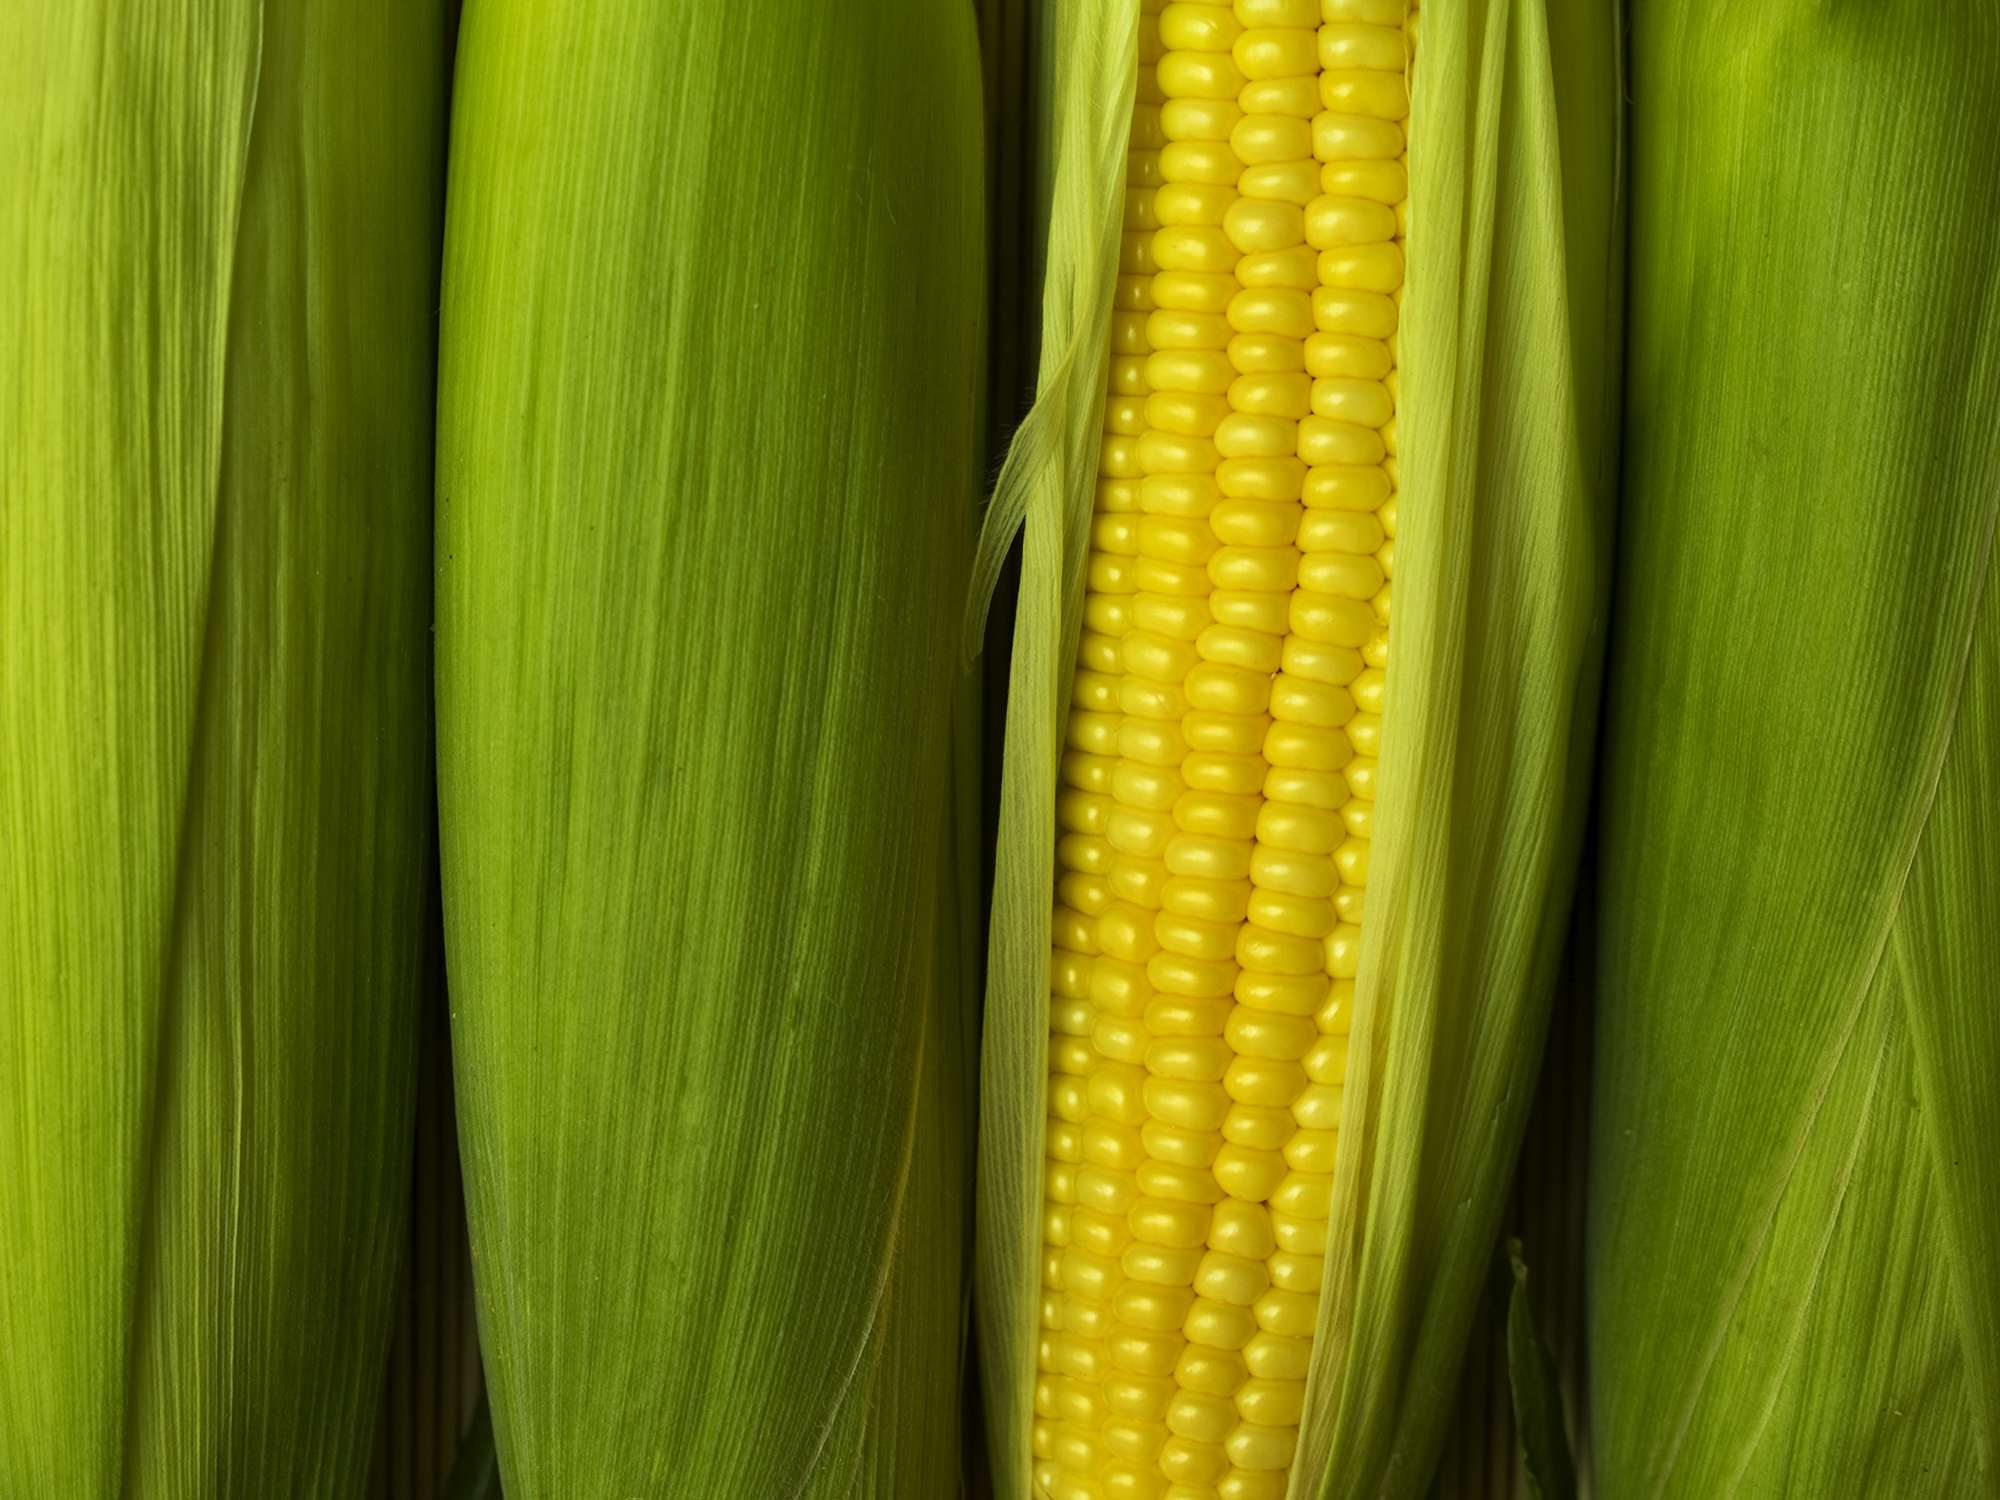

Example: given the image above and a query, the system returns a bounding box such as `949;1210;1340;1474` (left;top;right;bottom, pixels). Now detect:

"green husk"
1591;6;2000;1495
432;3;985;1496
0;2;449;1493
971;3;1137;1496
1296;2;1620;1492
972;2;1622;1496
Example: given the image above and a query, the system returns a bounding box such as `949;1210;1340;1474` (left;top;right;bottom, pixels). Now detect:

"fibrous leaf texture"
1591;5;2000;1496
433;2;986;1496
0;1;449;1494
971;2;1623;1496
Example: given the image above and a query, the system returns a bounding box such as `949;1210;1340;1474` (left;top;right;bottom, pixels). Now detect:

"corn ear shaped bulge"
433;2;985;1495
0;2;449;1492
970;0;1621;1495
1591;5;2000;1495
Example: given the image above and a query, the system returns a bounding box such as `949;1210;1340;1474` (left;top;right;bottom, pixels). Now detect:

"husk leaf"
433;2;985;1495
1296;1;1621;1493
1591;5;2000;1496
0;2;449;1492
970;2;1136;1496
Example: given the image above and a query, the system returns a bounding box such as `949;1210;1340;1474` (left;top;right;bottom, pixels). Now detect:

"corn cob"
433;2;985;1495
0;3;449;1492
977;1;1622;1495
1030;7;1409;1496
1592;5;2000;1494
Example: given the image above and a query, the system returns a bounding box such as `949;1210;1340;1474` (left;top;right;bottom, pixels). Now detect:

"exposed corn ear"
976;1;1621;1495
1591;6;2000;1494
0;3;449;1492
433;2;985;1495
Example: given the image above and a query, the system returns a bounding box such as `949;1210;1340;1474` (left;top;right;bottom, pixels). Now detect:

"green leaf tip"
1503;1239;1578;1500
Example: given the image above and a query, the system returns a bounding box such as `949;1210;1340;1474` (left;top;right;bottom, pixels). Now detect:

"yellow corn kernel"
1128;1231;1211;1277
1119;1282;1200;1331
1291;1082;1344;1130
1266;1252;1323;1293
1111;1325;1188;1377
1221;1103;1296;1153
1184;1298;1260;1350
1167;1387;1239;1443
1220;1468;1289;1500
1143;1120;1223;1166
1237;160;1321;205
1234;970;1329;1017
1146;993;1233;1035
1281;1129;1339;1173
1223;1422;1297;1471
1243;69;1321;116
1213;1143;1289;1200
1160;4;1244;53
1159;1435;1232;1485
1176;1343;1251;1397
1107;1372;1180;1420
1145;1077;1234;1131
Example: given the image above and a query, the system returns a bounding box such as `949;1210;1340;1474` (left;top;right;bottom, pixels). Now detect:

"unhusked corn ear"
0;3;448;1490
979;0;1621;1496
1591;6;2000;1496
435;0;984;1495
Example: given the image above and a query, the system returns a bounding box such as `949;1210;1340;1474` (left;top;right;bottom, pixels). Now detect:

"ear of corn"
433;2;985;1495
1592;6;2000;1495
974;1;1621;1496
0;3;448;1492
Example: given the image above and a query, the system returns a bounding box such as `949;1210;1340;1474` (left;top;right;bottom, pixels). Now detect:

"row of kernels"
1224;0;1342;1406
1060;67;1181;1164
1304;0;1407;484
1142;1;1256;969
1154;10;1329;1494
1063;21;1298;1500
1248;46;1408;1402
1206;0;1325;1301
1197;4;1406;1488
1138;8;1273;1262
1038;19;1177;1495
1291;0;1402;984
1040;944;1170;1500
1043;443;1129;1460
1046;949;1249;1499
1043;799;1150;1370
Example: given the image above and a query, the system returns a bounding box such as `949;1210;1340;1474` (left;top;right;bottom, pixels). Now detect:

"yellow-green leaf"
1300;2;1621;1492
0;2;449;1492
1592;5;2000;1494
971;5;1139;1497
433;2;986;1495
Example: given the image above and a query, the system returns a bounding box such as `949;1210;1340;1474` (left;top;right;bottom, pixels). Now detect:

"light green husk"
433;3;985;1496
0;3;449;1493
972;5;1138;1496
1591;6;2000;1496
972;2;1622;1496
